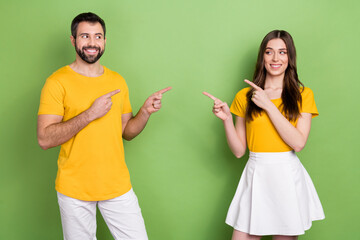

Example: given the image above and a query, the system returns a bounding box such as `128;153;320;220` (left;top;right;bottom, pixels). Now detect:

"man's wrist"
83;110;94;123
139;106;151;118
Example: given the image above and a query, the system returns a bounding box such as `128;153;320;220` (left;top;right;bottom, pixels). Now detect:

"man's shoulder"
47;66;72;81
104;66;125;79
103;66;128;87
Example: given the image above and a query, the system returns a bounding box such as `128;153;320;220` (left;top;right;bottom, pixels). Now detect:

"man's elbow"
122;128;138;141
37;137;50;150
122;134;134;141
38;143;49;150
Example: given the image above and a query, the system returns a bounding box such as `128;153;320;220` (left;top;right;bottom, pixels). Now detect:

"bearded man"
37;12;170;240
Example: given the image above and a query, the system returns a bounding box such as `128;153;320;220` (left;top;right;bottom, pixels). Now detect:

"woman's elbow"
234;150;246;159
293;142;306;152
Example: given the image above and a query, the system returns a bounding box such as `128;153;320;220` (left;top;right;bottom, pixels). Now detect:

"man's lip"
84;48;99;54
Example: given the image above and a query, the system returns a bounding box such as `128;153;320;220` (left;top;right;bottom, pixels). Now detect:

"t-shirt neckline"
66;65;107;78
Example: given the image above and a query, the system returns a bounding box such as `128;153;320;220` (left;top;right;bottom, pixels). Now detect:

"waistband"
249;151;299;164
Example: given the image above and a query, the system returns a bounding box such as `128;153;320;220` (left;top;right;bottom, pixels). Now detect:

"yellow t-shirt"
230;87;318;152
38;66;133;201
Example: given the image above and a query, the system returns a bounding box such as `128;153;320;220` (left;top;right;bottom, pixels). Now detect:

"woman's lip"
270;64;282;68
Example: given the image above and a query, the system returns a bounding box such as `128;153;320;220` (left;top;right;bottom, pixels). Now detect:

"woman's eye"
265;51;272;55
280;51;287;54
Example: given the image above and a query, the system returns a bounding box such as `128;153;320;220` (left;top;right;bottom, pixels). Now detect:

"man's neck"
69;58;104;77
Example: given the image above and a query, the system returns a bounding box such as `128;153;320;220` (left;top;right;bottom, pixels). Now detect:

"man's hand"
122;86;172;141
86;89;120;121
141;87;172;115
203;92;231;121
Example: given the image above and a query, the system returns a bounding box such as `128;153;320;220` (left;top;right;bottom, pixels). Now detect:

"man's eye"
81;35;88;39
96;36;102;39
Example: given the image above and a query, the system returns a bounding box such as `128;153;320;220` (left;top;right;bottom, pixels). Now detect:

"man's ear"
70;35;75;47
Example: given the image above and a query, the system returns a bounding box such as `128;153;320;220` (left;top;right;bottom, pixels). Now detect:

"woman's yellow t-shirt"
230;87;318;152
38;66;133;201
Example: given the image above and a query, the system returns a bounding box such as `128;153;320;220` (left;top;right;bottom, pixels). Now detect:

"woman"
203;30;325;240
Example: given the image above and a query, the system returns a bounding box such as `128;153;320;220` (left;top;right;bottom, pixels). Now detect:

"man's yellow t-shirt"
230;87;318;152
38;66;133;201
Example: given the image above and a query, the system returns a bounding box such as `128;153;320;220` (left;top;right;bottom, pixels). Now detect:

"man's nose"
89;36;96;45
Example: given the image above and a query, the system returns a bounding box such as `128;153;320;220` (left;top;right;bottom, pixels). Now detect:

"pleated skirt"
225;151;325;236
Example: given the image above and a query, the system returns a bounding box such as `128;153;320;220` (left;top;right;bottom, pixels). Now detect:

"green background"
1;0;359;239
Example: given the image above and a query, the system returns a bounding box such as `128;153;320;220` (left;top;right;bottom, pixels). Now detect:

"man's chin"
81;55;100;64
76;48;104;64
84;59;98;64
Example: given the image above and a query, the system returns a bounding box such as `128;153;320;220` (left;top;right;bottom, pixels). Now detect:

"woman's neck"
264;74;284;99
264;74;284;90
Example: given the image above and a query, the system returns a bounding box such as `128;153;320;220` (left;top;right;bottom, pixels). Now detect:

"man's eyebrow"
78;33;103;35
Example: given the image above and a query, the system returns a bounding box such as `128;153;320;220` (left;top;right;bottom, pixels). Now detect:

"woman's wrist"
222;114;233;123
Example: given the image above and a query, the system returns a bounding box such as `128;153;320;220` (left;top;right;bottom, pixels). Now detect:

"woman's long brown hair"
245;30;304;122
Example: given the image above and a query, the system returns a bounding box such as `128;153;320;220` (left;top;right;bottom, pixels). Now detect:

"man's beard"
75;42;105;64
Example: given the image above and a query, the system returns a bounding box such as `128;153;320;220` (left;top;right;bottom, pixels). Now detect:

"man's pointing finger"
158;87;172;94
104;89;121;98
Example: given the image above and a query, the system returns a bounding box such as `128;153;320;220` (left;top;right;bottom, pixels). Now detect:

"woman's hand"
244;79;273;111
203;92;231;121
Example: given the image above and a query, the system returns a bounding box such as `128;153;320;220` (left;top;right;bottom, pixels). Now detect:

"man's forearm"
38;111;92;150
38;89;120;150
122;108;151;141
122;86;171;141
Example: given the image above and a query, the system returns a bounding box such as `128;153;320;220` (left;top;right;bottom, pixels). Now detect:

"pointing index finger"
244;79;261;90
158;86;172;94
104;89;121;98
202;92;217;101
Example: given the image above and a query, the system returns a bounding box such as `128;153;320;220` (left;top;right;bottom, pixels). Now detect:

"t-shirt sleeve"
301;87;319;118
230;88;248;118
122;82;132;114
38;78;65;116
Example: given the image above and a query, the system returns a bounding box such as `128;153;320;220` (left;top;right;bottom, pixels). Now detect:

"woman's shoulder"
233;87;250;102
235;87;251;97
300;86;315;98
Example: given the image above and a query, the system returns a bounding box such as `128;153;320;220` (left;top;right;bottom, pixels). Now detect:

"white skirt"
225;151;325;236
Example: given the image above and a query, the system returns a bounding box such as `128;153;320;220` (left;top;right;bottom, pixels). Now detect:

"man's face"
71;21;106;64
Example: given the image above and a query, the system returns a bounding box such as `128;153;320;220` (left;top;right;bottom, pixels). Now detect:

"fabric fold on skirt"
225;151;325;236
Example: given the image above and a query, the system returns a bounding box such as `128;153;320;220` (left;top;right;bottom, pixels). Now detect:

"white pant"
57;189;148;240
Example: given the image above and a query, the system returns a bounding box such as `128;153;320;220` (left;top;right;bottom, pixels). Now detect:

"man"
37;12;170;240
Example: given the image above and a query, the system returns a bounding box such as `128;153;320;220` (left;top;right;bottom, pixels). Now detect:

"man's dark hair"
71;12;106;38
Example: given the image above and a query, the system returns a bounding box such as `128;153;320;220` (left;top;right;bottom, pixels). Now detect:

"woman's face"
264;38;288;78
